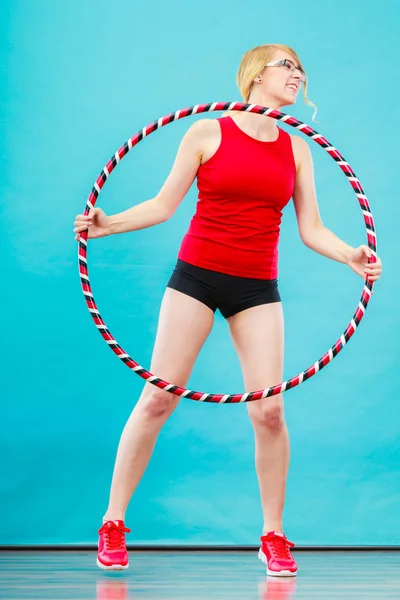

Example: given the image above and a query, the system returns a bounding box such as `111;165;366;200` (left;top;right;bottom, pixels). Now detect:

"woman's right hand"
73;208;110;241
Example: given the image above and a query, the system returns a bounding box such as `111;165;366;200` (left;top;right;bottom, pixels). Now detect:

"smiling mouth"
287;84;298;91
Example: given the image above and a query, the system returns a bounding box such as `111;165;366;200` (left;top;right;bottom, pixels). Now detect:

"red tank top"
178;116;296;279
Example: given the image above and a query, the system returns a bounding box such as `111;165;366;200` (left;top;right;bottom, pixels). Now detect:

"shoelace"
98;521;131;550
265;534;295;559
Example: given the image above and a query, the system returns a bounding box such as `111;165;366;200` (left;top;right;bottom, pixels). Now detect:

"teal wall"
1;0;399;545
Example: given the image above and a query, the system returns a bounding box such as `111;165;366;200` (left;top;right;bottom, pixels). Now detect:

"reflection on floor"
0;551;399;599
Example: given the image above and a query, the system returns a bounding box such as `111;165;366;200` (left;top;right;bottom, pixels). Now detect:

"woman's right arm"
73;119;210;241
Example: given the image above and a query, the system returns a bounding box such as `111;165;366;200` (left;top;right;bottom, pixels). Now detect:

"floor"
0;551;399;599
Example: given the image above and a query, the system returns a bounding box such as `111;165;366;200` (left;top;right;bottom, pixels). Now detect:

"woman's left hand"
348;245;382;283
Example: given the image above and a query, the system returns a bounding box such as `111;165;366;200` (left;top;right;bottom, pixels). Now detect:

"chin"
279;99;296;109
285;96;297;107
288;92;298;102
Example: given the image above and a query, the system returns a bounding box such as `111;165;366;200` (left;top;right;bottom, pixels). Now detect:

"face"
257;50;305;108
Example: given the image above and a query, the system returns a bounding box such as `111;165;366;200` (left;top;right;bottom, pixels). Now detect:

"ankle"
103;513;125;523
263;524;283;535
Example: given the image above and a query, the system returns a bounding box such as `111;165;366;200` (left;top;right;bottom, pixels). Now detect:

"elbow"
299;222;323;248
159;210;170;223
154;197;172;223
300;232;313;248
161;207;173;222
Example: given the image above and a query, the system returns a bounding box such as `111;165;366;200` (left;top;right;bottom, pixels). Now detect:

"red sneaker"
258;531;297;577
97;520;131;570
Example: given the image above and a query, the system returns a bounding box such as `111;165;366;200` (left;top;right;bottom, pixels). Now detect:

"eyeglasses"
264;59;306;83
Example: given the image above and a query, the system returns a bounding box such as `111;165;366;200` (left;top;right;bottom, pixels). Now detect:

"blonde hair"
223;43;318;121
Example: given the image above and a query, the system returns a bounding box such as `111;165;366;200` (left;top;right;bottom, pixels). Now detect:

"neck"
231;92;281;138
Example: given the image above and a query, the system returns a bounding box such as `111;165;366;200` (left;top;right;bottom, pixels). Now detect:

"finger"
88;207;100;219
74;217;92;225
73;225;91;233
365;269;381;276
362;245;373;258
364;265;380;272
74;221;92;229
76;221;92;228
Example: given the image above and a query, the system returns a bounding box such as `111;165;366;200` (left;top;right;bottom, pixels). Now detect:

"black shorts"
166;259;281;319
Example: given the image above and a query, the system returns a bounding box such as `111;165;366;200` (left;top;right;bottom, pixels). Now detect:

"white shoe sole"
97;558;129;570
258;549;297;577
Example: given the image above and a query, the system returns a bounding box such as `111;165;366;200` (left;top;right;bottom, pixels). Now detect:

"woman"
73;44;382;576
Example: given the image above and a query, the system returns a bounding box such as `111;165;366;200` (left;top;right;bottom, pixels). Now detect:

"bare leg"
228;302;289;533
103;288;214;521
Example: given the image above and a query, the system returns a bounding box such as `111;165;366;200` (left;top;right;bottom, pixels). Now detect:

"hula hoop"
78;102;377;403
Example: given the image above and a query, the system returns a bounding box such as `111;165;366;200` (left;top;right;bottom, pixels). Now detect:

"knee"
249;395;285;431
140;385;179;421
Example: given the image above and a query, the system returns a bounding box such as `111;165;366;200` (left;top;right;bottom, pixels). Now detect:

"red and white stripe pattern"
78;102;377;403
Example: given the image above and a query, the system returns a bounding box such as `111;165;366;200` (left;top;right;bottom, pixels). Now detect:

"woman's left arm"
291;136;382;283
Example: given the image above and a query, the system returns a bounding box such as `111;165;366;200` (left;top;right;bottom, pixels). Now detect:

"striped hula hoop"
78;102;377;403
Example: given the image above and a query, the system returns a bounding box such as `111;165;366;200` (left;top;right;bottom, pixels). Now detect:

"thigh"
147;287;215;395
227;302;284;417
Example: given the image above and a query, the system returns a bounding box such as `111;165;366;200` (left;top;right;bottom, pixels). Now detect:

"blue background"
1;0;399;546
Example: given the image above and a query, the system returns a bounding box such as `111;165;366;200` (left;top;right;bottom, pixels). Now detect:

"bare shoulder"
186;118;221;164
188;117;220;137
289;133;310;152
289;133;312;171
182;117;220;148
